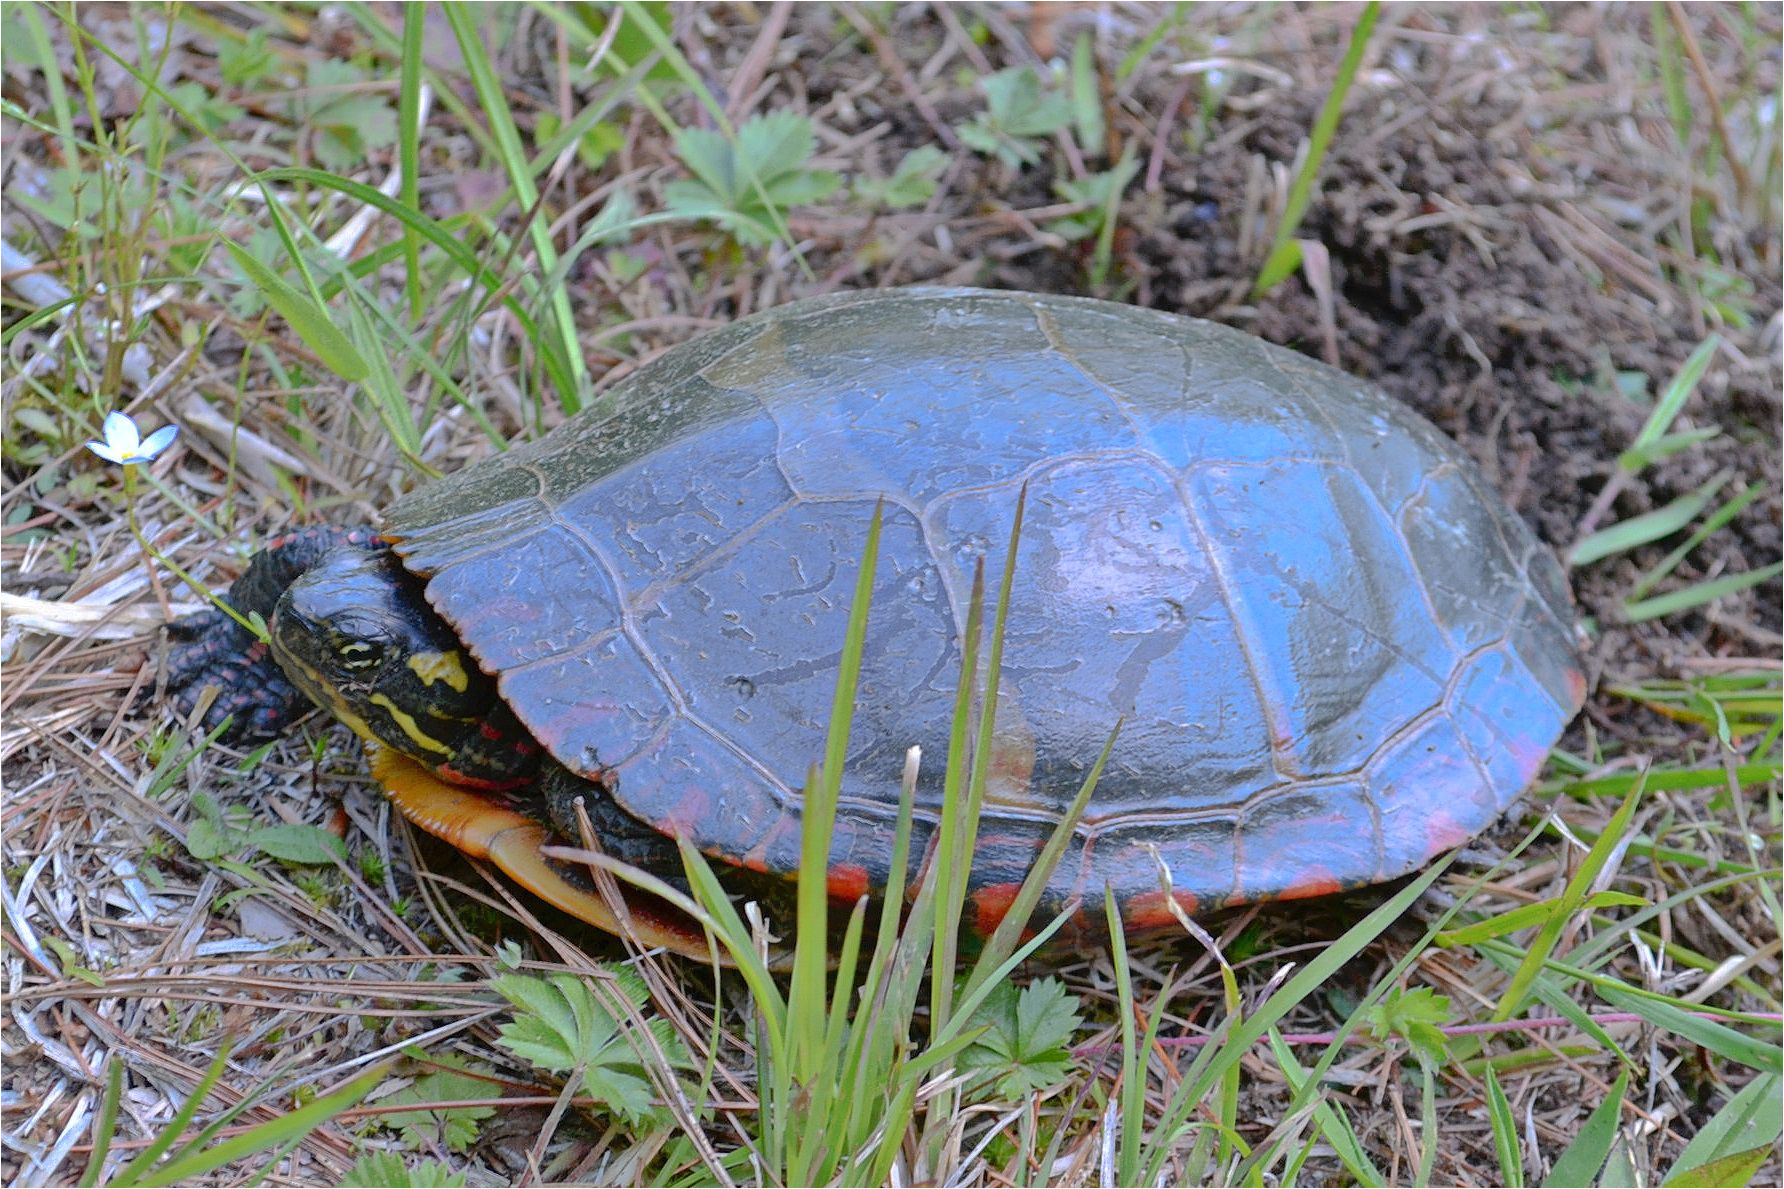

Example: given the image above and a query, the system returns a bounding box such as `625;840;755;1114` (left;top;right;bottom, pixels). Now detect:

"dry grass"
3;3;1779;1186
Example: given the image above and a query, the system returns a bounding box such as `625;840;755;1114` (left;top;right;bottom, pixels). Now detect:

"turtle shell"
384;288;1585;935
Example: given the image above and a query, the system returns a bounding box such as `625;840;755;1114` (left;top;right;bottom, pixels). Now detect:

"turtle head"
270;547;526;784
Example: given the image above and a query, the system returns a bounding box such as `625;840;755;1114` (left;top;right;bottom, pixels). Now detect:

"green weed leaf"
1049;156;1140;242
376;1057;496;1152
857;146;948;209
296;61;398;174
245;823;348;866
959;66;1072;168
958;977;1083;1099
1363;986;1452;1069
346;1150;468;1188
666;111;839;246
492;969;685;1123
219;27;277;87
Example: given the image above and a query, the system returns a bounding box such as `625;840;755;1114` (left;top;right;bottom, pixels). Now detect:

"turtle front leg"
165;525;380;740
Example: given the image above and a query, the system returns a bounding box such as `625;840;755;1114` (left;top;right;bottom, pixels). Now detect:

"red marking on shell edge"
434;763;527;793
1425;813;1471;855
826;863;871;902
1122;889;1199;931
1277;867;1343;901
971;883;1024;935
479;722;503;741
1511;736;1550;785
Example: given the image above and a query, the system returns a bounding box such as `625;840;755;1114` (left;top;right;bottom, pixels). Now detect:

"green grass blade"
1650;6;1693;151
611;0;725;128
221;240;368;383
1415;1063;1439;1186
18;5;77;162
1539;1069;1628;1188
1106;887;1145;1186
1253;1;1380;295
1625;479;1768;600
967;718;1118;992
1623;562;1784;622
440;3;588;414
1117;1;1190;82
1267;1031;1385;1186
1560;761;1779;798
1621;335;1721;470
791;503;882;1086
77;1061;125;1188
147;1062;389;1185
674;839;787;1051
927;558;985;1026
1595;986;1783;1074
0;294;80;348
1493;778;1644;1022
1070;32;1104;156
1663;1072;1782;1187
343;296;422;459
936;487;1027;1028
1485;1065;1525;1188
253;166;579;405
1568;473;1729;567
398;6;425;321
112;1043;237;1184
1201;856;1456;1100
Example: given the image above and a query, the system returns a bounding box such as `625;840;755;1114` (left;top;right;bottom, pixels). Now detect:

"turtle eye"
339;640;383;672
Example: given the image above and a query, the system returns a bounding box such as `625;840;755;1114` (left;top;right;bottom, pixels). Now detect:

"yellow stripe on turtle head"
407;649;471;693
369;692;454;756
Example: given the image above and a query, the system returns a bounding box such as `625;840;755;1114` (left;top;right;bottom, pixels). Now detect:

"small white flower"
86;411;178;466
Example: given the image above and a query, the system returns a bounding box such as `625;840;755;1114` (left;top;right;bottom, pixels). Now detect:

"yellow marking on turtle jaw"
408;649;470;693
369;692;452;756
277;649;386;747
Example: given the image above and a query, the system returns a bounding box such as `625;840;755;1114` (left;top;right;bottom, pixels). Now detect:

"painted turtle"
168;288;1585;952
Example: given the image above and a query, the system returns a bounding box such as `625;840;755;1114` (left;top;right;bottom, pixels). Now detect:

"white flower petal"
86;439;129;463
101;411;141;452
138;424;179;459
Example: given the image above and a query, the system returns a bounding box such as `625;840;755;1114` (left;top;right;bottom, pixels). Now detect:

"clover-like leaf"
492;969;687;1124
666;111;840;247
958;977;1083;1100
